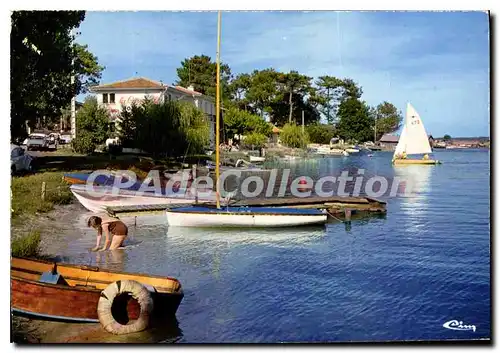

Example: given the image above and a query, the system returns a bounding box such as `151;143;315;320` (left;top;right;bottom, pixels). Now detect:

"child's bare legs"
109;235;127;250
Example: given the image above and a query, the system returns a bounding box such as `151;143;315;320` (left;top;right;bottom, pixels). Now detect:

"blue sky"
77;11;490;137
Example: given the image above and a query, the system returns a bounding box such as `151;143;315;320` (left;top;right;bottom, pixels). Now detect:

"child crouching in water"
87;214;128;251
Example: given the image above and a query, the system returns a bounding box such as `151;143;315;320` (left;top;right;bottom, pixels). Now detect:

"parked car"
26;133;49;151
47;133;59;149
59;134;72;145
11;144;33;174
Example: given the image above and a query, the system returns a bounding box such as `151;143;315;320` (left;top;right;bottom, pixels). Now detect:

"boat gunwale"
10;269;183;295
11;257;183;292
11;275;103;294
166;209;327;216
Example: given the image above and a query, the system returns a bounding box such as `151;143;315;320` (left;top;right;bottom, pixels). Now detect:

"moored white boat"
249;155;265;163
345;147;360;153
314;146;349;156
165;206;327;227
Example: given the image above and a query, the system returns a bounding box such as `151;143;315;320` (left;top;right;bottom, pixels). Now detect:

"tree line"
176;55;404;145
10;11;404;153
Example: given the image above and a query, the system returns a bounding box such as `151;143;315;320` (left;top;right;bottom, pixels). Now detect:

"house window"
168;94;172;101
103;93;108;104
110;93;115;104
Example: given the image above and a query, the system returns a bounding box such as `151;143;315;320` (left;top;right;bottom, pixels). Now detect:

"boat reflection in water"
393;164;432;231
165;224;327;248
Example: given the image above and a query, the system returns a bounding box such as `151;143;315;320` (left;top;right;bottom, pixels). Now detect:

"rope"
325;208;345;223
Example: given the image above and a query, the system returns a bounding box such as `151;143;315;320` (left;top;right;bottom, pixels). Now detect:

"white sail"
394;103;433;157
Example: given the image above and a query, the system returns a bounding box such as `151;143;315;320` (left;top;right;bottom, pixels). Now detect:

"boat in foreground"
11;257;183;328
166;206;327;227
392;102;440;165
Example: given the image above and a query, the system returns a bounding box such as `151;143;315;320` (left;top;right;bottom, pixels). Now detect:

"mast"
215;11;222;209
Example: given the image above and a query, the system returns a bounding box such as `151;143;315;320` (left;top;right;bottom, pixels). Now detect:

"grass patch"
11;172;73;220
11;230;41;258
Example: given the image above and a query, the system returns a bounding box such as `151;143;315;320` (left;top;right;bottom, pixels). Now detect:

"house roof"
173;85;203;96
91;77;165;91
271;125;282;134
379;134;399;143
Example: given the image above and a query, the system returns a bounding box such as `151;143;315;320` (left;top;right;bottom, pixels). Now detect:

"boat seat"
39;271;68;285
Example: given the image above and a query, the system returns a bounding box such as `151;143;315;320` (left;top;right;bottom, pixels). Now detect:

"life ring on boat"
97;280;153;335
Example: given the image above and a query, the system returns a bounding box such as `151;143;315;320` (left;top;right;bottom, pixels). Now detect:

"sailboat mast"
215;10;222;209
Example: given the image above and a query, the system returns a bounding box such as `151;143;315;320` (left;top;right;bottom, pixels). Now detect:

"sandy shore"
11;201;182;344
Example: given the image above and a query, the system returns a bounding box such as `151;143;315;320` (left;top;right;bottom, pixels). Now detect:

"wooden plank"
105;196;386;215
232;196;372;207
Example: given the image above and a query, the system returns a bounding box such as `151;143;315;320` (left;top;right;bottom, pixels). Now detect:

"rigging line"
336;11;343;76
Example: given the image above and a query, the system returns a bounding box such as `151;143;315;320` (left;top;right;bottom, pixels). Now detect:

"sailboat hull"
393;159;440;165
166;207;327;227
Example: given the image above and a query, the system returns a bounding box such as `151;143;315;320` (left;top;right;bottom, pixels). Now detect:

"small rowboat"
11;257;183;332
165;206;328;228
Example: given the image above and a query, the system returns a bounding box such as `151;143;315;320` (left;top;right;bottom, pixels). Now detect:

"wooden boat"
314;146;349;156
166;206;327;227
392;103;440;165
70;184;216;213
11;257;184;323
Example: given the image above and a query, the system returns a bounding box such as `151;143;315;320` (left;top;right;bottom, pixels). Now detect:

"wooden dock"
105;196;386;217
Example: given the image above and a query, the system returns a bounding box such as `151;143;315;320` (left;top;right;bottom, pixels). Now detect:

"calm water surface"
56;150;490;342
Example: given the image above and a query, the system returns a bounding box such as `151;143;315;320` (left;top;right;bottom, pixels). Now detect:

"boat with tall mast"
165;11;327;228
392;103;441;165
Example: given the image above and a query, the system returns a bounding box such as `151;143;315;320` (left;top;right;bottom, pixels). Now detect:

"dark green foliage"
120;100;209;157
10;11;104;138
336;98;374;143
72;97;110;154
224;108;272;141
373;101;403;140
175;55;232;99
443;134;452;141
306;123;337;144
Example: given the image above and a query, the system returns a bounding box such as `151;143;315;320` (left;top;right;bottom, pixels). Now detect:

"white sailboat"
165;12;327;228
392;103;440;165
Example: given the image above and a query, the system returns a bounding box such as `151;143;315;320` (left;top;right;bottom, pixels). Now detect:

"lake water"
55;149;490;342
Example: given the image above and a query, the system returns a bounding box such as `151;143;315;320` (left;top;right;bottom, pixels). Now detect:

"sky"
76;11;490;137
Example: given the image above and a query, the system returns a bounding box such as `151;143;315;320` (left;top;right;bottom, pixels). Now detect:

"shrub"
72;131;97;154
306;123;336;144
72;97;111;154
12;231;41;258
179;101;210;154
224;108;272;141
279;123;309;148
242;132;268;149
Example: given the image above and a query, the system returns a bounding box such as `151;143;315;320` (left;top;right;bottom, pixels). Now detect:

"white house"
90;77;216;148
